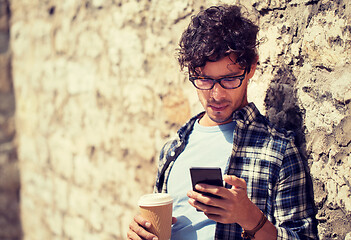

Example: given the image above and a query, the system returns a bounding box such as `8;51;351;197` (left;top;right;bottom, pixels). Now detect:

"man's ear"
247;55;259;79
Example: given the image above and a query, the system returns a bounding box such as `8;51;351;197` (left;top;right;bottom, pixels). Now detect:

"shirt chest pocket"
232;157;278;212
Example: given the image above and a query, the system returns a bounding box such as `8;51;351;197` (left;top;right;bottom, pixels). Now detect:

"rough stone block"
0;54;11;93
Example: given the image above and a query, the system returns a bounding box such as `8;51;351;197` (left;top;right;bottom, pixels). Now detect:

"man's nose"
210;82;226;100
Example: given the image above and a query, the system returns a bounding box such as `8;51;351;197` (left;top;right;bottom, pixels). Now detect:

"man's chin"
208;113;232;125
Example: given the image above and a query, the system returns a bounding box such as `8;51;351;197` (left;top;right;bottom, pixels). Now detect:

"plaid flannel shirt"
154;102;318;239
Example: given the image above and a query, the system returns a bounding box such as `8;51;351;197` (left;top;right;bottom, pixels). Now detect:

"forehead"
196;53;244;77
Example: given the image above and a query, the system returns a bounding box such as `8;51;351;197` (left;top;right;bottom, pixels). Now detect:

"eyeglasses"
189;69;247;90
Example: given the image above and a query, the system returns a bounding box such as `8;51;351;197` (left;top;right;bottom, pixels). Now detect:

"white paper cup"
138;193;173;240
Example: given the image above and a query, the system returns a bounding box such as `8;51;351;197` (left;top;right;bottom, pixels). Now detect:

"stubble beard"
206;89;248;125
206;99;233;124
208;112;233;124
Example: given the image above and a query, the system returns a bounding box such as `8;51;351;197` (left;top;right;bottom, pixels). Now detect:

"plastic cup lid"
138;193;173;207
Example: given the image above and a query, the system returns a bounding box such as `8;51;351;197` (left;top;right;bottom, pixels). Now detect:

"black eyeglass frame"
189;68;248;90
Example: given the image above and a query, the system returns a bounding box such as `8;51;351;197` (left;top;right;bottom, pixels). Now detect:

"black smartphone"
190;167;223;198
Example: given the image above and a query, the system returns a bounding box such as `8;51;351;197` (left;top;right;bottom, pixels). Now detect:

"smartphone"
190;167;223;198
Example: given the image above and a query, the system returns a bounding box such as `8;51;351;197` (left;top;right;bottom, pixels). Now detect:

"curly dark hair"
178;5;259;74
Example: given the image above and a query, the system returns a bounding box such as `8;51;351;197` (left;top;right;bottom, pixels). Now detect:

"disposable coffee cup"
138;193;173;240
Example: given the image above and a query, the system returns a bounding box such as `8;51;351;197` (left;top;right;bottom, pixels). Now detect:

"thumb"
224;175;247;189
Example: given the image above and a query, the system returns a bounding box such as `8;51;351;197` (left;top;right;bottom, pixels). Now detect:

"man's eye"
226;77;241;81
224;77;239;81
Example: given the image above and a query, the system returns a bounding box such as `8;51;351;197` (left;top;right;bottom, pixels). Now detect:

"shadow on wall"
263;64;318;229
0;0;22;239
264;65;306;152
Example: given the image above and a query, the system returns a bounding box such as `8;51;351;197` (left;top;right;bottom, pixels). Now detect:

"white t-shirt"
168;120;236;240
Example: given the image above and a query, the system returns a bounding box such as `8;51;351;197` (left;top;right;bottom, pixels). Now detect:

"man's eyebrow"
199;71;244;78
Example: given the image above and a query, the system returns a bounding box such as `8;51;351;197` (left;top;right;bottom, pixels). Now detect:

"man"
128;4;318;240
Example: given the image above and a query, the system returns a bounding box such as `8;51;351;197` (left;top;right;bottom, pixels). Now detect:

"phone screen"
190;167;223;197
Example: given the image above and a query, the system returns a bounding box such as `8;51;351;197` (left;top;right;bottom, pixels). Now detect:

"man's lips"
208;104;228;111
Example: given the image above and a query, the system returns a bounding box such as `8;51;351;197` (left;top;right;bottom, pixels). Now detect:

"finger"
204;211;234;224
224;175;247;189
127;229;143;240
172;217;177;225
188;195;224;213
129;217;157;240
188;197;211;211
194;184;225;198
194;184;238;202
204;212;224;223
188;189;221;207
134;215;152;229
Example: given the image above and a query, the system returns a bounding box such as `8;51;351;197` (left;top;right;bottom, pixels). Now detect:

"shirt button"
246;120;250;125
171;151;175;156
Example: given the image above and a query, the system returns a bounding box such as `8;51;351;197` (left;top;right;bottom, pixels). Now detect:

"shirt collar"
177;102;259;140
231;102;259;125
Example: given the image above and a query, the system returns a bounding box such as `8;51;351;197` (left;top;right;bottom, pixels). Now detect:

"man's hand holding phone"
188;169;258;227
188;170;277;239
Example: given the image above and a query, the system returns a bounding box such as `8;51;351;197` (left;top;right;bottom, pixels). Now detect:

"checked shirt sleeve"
274;139;318;239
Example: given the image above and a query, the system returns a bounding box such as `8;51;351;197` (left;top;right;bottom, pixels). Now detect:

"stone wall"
5;0;351;239
247;1;351;239
0;0;21;239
